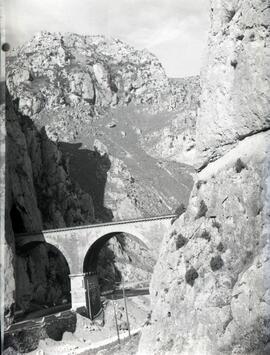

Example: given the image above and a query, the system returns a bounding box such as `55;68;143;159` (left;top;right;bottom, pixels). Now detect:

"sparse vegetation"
235;158;247;173
195;200;208;220
231;59;238;69
210;255;224;271
212;219;222;231
185;267;199;286
217;242;225;252
170;230;177;238
196;180;206;190
175;233;187;250
200;230;211;242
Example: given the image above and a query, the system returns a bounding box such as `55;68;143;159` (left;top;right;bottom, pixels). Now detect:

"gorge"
3;0;270;354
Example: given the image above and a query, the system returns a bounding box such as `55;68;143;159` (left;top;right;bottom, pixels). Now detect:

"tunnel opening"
10;204;26;234
14;242;71;321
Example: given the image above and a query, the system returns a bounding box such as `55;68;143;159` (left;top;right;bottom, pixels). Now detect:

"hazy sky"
5;0;209;77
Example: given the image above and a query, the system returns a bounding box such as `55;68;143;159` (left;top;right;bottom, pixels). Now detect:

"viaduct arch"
15;215;175;312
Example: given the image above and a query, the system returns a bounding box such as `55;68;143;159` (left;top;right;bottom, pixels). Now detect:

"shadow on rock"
59;142;113;222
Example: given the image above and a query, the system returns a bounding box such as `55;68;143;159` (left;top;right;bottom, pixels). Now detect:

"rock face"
139;1;270;354
97;234;155;292
139;133;270;354
6;31;174;116
4;33;198;326
141;76;201;166
6;32;197;219
4;92;96;321
6;93;95;232
196;0;270;166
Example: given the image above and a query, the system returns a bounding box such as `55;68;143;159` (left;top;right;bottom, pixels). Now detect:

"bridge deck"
15;214;177;237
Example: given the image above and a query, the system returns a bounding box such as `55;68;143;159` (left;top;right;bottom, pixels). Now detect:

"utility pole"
122;278;131;339
112;294;120;345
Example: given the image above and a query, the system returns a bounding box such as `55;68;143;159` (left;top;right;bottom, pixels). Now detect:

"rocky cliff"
6;32;198;220
139;1;270;354
196;0;270;167
4;33;199;326
4;91;96;325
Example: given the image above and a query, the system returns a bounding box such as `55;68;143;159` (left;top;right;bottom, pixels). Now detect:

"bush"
185;267;199;286
196;180;206;190
175;233;187;250
217;242;225;252
212;219;222;231
235;158;247;173
200;230;211;242
210;255;224;271
195;200;208;219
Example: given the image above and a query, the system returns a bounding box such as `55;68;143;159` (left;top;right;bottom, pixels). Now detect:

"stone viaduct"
16;214;175;312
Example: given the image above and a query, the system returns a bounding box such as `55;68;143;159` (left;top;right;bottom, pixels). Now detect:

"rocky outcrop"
139;132;270;354
141;76;201;165
139;1;270;354
6;93;95;232
196;0;270;166
4;93;96;320
6;32;196;220
97;234;155;292
6;31;178;116
3;31;197;327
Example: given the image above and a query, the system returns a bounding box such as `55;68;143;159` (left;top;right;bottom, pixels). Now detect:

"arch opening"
83;231;154;293
15;242;71;320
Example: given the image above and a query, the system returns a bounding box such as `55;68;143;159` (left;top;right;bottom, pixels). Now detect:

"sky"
5;0;209;78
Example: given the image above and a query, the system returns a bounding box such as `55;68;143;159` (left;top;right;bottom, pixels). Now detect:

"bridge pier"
69;273;86;311
69;272;101;319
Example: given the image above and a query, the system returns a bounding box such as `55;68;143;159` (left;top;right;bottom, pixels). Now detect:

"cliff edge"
139;1;270;354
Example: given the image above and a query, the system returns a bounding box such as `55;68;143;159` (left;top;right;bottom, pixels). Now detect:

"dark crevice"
10;204;26;234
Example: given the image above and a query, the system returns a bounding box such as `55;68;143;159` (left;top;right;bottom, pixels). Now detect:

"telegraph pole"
112;294;120;345
122;278;131;339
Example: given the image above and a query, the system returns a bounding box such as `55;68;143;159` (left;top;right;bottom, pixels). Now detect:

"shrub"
195;200;208;219
231;59;238;68
170;230;177;238
200;230;211;242
196;180;206;190
185;267;199;286
217;242;225;252
210;255;224;271
212;219;222;231
175;233;187;250
235;158;247;173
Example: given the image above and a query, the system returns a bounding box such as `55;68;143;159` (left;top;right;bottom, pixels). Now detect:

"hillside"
139;0;270;354
6;32;200;220
4;33;200;327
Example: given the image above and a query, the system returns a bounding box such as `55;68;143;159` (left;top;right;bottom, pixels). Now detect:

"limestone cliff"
139;1;270;354
4;33;198;325
4;91;96;324
141;76;201;166
196;0;270;166
6;32;197;220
